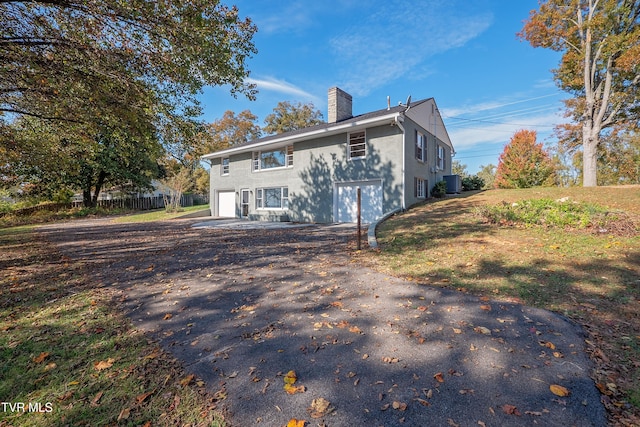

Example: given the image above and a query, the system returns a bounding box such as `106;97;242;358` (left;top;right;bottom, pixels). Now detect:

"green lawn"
362;186;640;424
112;204;209;223
0;223;224;426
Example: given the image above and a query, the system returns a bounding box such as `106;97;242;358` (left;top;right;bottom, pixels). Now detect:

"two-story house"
202;87;454;223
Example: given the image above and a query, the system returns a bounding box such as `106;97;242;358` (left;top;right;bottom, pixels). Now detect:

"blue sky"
201;0;566;174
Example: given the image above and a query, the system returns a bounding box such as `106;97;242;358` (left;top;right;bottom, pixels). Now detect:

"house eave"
201;112;402;160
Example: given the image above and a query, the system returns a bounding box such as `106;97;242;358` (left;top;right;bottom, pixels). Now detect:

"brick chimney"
327;87;352;123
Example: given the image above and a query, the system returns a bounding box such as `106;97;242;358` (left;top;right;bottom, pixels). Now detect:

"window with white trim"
256;187;289;210
221;157;229;175
414;177;426;198
437;145;445;170
252;146;293;171
348;131;366;159
415;131;426;162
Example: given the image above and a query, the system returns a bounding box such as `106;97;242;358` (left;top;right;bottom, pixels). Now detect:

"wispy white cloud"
440;92;565;153
246;77;323;106
447;110;563;151
329;1;493;96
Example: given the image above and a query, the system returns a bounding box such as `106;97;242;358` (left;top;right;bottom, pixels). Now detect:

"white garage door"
336;181;383;223
217;191;236;218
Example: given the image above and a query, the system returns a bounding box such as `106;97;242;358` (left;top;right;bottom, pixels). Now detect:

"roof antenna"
387;96;390;110
398;95;412;110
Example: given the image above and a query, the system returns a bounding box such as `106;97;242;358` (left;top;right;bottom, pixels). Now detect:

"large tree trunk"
81;169;107;208
582;123;599;187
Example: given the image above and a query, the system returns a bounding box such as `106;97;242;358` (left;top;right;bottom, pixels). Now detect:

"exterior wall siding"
207;98;454;223
209;124;404;223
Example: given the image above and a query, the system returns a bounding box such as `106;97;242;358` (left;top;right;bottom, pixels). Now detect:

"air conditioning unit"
443;175;461;194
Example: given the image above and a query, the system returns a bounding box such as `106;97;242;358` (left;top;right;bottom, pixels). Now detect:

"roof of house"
202;98;433;160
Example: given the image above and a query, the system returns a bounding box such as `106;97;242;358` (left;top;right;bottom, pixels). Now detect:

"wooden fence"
71;194;209;210
1;194;209;217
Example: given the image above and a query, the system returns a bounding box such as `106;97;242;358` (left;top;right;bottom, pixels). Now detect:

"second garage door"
217;191;236;218
335;180;382;223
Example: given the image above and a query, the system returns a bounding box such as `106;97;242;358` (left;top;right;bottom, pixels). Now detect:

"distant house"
202;87;455;223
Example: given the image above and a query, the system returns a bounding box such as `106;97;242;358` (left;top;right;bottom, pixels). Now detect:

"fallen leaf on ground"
474;326;491;335
163;313;173;320
180;374;195;387
382;356;399;364
541;341;556;350
480;305;491;311
136;390;153;403
94;358;114;371
91;391;103;407
336;320;350;328
550;384;570;397
502;404;521;415
144;349;161;359
415;398;430;406
284;384;305;394
392;401;407;411
33;352;50;363
434;372;445;383
308;397;333;418
283;370;305;394
287;419;305;427
117;407;131;420
58;391;73;401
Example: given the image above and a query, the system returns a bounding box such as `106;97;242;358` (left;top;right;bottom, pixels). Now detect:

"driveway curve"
38;218;606;427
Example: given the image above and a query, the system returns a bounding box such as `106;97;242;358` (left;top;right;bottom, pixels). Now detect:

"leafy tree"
495;130;557;189
263;101;324;135
477;164;497;189
5;116;162;207
159;167;192;213
597;126;640;184
519;0;640;187
1;1;257;205
452;160;469;177
193;167;210;195
199;110;262;155
1;0;257;125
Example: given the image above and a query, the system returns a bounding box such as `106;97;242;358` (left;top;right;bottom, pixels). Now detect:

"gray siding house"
202;87;455;223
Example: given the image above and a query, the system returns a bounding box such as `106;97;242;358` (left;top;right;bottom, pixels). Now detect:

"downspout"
395;114;406;211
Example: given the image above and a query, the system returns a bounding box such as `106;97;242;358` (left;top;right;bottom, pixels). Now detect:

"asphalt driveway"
38;217;606;427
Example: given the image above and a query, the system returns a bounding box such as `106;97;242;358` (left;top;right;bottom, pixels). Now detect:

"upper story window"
437;145;445;170
252;145;293;171
221;157;230;175
348;131;366;159
415;131;426;162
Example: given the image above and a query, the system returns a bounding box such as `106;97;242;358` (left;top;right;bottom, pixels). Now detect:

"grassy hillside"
365;186;640;425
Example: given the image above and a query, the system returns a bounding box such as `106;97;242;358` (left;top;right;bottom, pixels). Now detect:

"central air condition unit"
443;175;461;194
